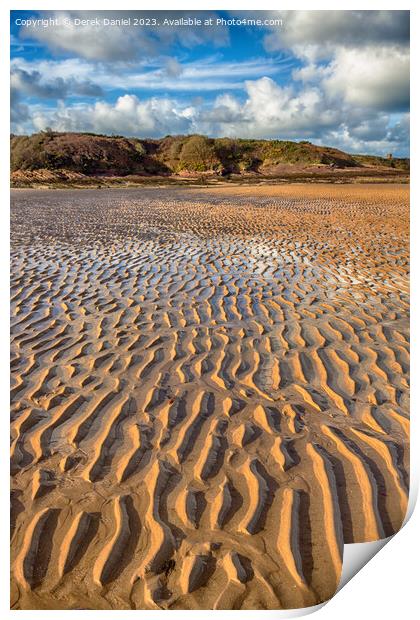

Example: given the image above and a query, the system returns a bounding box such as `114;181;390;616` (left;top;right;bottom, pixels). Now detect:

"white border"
1;2;418;618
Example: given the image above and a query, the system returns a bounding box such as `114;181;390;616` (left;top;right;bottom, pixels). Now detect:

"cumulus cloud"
264;10;409;59
262;9;410;130
197;77;340;139
322;47;409;111
26;78;330;139
293;46;409;112
21;77;408;156
204;94;244;124
30;94;193;137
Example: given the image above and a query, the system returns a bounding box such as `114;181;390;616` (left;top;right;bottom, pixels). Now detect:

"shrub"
179;135;219;172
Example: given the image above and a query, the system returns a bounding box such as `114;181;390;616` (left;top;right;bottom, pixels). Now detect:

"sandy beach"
10;184;409;610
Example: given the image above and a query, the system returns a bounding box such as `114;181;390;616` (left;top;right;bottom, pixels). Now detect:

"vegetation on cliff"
10;131;409;184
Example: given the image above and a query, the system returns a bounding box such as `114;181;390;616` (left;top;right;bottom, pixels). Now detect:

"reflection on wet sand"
11;184;409;610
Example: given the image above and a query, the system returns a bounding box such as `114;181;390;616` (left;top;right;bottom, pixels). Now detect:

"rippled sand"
10;184;409;610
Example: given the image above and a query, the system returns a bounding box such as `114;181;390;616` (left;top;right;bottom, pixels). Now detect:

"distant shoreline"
10;179;409;190
10;169;409;190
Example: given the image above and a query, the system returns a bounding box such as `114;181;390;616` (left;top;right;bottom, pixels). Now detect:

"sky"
10;10;410;156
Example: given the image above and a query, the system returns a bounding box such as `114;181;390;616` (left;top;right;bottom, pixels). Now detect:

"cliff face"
10;131;409;186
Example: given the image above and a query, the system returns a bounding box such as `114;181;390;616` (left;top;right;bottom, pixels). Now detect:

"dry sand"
10;184;409;610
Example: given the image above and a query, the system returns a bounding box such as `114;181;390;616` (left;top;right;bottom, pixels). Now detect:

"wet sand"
10;184;409;610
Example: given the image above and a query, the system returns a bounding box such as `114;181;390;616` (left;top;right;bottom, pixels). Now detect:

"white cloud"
264;10;409;60
198;77;340;139
322;46;409;111
163;58;183;78
19;11;229;61
292;46;409;113
31;94;192;136
264;10;409;116
10;55;285;94
19;78;408;156
11;67;103;100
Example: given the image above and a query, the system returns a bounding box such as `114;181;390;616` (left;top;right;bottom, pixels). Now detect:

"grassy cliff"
10;131;409;186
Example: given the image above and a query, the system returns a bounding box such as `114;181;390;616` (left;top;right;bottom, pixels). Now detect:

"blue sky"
10;10;409;156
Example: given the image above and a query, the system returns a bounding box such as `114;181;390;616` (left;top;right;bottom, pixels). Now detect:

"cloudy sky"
10;10;409;156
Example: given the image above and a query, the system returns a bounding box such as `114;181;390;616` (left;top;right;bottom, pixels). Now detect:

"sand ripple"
11;185;409;609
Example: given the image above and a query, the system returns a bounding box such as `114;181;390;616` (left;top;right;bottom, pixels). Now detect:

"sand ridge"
10;184;409;609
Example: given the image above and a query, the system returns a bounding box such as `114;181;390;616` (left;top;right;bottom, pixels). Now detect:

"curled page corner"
209;602;327;619
404;477;419;525
280;602;327;617
338;537;392;593
337;480;418;596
